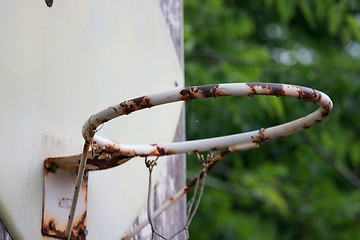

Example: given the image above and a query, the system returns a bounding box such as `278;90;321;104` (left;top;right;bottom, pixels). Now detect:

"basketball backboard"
0;0;184;239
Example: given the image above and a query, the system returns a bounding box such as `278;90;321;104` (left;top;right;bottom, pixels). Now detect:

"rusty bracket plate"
42;159;88;239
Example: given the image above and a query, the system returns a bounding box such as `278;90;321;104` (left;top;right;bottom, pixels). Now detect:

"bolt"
45;0;53;7
49;221;55;230
49;162;58;173
79;227;88;236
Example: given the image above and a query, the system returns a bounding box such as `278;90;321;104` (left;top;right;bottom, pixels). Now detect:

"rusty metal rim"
85;82;333;156
66;82;333;238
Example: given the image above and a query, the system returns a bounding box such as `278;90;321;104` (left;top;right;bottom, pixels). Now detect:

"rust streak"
82;172;88;205
68;211;87;240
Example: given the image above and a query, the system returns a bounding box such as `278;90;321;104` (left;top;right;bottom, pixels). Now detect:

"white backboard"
0;0;183;239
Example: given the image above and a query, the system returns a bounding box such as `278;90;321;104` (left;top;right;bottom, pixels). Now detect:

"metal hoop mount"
42;82;333;239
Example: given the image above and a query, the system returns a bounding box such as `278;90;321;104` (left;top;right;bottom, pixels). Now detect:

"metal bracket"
42;158;88;239
42;151;133;239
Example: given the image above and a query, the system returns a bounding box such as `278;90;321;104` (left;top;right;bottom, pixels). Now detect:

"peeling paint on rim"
81;83;332;159
65;82;333;238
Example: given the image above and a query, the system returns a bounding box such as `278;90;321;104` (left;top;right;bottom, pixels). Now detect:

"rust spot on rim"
148;145;176;156
251;128;269;144
156;146;166;155
180;84;222;100
120;96;154;115
198;84;221;98
183;186;190;194
132;96;152;108
246;83;286;97
321;102;333;118
297;87;322;103
211;147;220;151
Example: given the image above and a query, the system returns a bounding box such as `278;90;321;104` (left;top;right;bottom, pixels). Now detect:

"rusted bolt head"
49;162;58;173
79;227;88;236
49;221;55;230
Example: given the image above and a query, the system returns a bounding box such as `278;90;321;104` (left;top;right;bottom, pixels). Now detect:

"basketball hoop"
65;82;333;239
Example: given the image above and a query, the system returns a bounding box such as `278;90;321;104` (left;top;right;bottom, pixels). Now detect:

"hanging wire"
186;153;212;227
145;157;167;240
139;152;215;240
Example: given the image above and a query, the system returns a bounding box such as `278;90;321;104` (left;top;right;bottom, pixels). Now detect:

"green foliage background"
184;0;360;239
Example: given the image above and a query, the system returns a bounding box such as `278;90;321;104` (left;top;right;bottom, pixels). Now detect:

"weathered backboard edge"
127;0;186;239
